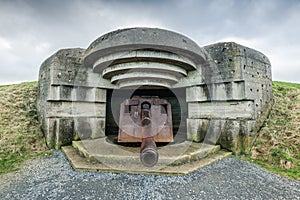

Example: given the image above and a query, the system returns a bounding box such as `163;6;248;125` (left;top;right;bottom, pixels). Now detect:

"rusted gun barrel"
140;102;158;167
118;96;173;167
140;137;158;167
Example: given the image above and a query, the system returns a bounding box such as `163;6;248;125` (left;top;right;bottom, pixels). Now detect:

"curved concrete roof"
84;27;208;68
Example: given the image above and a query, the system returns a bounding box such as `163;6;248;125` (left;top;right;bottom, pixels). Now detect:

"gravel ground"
0;151;299;200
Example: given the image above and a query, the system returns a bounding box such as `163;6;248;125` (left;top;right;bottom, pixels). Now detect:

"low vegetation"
0;81;299;180
243;81;300;180
0;82;50;175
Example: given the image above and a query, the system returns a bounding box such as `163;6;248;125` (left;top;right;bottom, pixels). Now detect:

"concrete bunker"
37;28;273;171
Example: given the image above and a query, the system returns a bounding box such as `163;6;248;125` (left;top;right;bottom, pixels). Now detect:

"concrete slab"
61;137;232;175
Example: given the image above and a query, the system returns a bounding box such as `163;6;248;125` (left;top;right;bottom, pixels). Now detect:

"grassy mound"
243;81;300;180
0;82;50;175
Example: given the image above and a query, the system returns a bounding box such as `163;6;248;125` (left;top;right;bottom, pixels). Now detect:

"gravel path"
0;151;299;200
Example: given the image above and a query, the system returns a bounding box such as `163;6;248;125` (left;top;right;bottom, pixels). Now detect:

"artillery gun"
118;96;173;167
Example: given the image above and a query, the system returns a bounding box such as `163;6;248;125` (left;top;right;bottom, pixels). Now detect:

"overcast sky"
0;0;299;85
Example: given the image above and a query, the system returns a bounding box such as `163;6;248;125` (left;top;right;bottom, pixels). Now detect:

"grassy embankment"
243;81;300;180
0;81;299;180
0;82;50;175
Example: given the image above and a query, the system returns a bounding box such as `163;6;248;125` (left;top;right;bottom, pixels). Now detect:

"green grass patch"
0;81;51;176
247;159;300;180
273;81;300;89
241;81;300;180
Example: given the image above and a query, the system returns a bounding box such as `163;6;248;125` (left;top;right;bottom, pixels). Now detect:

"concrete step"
62;137;232;175
72;138;220;166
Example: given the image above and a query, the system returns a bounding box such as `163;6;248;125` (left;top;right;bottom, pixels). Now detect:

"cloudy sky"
0;0;299;85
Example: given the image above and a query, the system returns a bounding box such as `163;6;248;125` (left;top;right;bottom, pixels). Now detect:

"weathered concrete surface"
187;119;256;153
61;138;231;175
37;48;108;149
188;101;255;119
186;42;273;154
84;28;208;68
37;28;273;155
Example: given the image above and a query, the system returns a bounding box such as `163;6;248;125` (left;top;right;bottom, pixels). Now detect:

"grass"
0;81;299;180
242;81;300;180
0;82;51;175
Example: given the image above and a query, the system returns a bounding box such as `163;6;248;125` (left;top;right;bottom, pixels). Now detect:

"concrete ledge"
61;138;232;175
188;101;255;119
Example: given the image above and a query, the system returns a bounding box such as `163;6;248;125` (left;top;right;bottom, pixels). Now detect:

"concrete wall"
37;48;109;149
186;42;272;153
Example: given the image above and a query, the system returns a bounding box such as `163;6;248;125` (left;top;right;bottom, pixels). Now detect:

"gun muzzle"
140;137;158;167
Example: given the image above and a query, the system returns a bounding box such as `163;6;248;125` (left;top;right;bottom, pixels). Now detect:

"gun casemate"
118;96;173;167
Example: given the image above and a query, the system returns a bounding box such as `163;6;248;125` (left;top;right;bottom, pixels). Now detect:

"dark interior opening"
105;88;187;144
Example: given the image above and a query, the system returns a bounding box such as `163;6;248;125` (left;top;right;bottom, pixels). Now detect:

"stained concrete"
62;137;231;175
